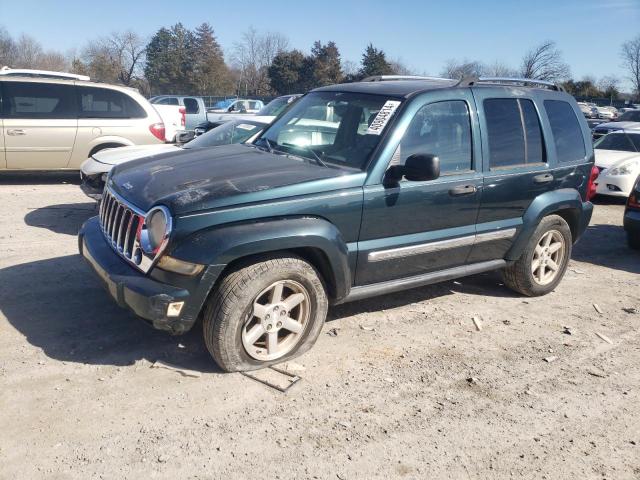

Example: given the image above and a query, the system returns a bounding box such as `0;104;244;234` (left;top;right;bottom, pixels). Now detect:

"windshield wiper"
282;143;329;168
257;137;274;153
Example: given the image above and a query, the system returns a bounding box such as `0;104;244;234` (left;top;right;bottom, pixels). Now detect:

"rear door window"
544;100;586;163
183;98;200;114
484;98;545;168
77;86;146;119
1;81;76;119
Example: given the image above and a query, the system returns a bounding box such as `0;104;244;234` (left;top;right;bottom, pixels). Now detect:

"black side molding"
336;259;506;304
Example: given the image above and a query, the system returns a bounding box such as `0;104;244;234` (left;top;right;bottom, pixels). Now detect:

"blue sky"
2;0;639;90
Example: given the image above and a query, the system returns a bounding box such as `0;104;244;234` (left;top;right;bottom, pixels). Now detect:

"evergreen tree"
358;44;394;79
193;23;233;95
310;41;342;86
268;49;310;95
144;24;196;94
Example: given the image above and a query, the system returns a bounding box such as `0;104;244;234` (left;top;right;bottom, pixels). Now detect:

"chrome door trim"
367;228;516;262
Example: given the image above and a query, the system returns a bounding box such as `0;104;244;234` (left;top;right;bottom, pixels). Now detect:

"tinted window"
484;98;545;168
594;134;637;152
544;100;586;163
154;97;179;106
77;87;146;119
399;100;472;174
1;81;76;118
183;98;199;114
629;134;640;151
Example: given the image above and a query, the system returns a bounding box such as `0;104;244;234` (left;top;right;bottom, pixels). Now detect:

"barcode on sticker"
366;100;402;135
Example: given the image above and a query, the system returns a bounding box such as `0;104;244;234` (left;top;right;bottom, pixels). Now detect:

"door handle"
7;129;26;136
448;185;477;196
533;173;554;184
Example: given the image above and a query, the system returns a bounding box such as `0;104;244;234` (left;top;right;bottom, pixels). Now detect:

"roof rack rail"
457;76;565;92
362;75;454;83
0;66;90;81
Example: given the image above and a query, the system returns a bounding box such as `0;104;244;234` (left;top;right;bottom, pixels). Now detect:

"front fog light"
167;301;185;317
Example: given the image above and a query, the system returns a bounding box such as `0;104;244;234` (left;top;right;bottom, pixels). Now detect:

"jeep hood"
108;144;349;214
93;143;180;166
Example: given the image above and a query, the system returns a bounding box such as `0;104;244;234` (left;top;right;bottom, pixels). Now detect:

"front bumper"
78;217;223;334
594;173;637;198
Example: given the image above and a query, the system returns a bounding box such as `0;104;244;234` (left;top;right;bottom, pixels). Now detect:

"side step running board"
337;259;506;304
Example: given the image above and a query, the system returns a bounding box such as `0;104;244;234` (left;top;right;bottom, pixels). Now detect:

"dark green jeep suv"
79;76;597;372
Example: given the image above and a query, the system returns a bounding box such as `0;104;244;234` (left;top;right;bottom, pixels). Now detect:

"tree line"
1;24;639;100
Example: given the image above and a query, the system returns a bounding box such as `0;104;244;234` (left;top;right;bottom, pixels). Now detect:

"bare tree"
388;57;413;76
0;27;17;66
79;31;146;85
483;61;517;78
231;27;289;95
440;59;484;79
520;41;570;82
621;35;640;98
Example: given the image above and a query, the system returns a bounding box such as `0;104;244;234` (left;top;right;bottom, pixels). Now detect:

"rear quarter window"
544;100;586;163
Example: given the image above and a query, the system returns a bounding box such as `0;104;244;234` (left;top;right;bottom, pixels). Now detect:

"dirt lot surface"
1;174;639;480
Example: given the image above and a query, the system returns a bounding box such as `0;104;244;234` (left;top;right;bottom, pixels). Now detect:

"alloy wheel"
531;230;565;286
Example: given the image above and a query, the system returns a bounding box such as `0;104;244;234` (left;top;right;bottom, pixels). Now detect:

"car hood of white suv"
93;144;180;166
594;121;640;131
594;149;640;169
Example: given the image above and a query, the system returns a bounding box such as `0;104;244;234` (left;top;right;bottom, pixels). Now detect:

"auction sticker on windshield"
366;100;402;135
236;124;257;130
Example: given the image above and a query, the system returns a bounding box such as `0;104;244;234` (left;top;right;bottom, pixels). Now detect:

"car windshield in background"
618;110;640;122
594;133;639;152
255;91;402;171
184;121;264;149
257;96;297;117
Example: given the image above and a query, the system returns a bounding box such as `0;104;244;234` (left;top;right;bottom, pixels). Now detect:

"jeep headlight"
608;160;639;176
140;206;172;255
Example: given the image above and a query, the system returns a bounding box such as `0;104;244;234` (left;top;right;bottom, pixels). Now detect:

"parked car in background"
79;118;268;199
624;175;640;249
191;95;302;136
150;95;207;130
593;131;640;197
79;76;595;372
597;105;618;120
206;99;264;123
0;69;180;170
578;102;599;119
592;109;640;140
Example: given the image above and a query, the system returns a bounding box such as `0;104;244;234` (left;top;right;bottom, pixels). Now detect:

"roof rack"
0;66;90;81
457;76;565;92
362;75;454;83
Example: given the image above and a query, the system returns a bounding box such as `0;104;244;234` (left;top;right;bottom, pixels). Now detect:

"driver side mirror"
385;153;440;184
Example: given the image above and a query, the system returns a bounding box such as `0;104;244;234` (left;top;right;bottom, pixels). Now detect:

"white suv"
0;70;166;170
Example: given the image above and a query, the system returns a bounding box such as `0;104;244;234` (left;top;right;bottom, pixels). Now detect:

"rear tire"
628;232;640;250
502;215;572;296
202;254;328;372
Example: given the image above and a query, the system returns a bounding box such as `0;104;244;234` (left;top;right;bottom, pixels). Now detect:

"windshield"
184;121;264;149
594;133;639;152
257;96;298;117
212;99;234;109
255;91;402;171
618;110;640;122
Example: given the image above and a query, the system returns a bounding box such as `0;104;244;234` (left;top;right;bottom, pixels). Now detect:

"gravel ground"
1;174;639;480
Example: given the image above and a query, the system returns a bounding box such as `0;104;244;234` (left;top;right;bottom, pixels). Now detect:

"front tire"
202;254;328;372
502;215;572;296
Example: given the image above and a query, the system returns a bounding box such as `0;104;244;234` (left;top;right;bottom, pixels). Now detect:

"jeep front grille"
99;187;149;272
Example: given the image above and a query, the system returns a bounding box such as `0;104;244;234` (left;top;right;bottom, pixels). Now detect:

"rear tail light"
179;107;186;127
149;122;165;142
585;165;599;201
628;192;640;211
